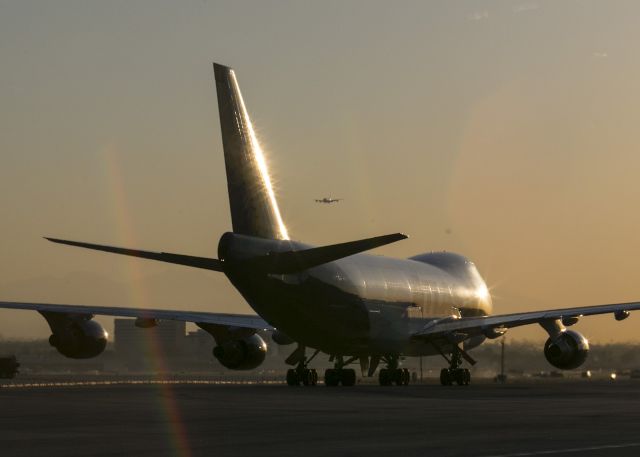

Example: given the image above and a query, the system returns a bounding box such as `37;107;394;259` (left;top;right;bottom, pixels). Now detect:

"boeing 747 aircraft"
2;63;639;386
315;197;342;204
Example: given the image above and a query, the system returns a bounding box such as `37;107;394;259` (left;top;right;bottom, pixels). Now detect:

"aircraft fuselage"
219;232;492;356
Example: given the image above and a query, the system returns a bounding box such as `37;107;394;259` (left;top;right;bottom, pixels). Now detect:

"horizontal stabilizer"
45;238;224;272
246;233;408;274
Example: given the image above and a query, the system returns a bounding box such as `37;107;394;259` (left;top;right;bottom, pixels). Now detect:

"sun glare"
230;70;290;240
475;283;490;301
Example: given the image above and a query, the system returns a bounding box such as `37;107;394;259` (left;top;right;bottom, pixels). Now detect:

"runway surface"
1;379;639;457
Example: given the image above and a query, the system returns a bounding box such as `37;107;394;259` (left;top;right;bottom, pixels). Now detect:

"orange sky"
1;1;640;342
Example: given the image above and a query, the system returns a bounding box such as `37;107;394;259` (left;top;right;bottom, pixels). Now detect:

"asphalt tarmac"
1;379;639;457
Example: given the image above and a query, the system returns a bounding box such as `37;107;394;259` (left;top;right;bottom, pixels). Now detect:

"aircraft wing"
0;301;273;330
413;301;640;339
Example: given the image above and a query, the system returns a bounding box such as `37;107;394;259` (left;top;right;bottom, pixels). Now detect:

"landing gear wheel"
324;368;340;387
451;368;471;386
462;368;471;386
340;368;357;386
286;347;321;387
440;368;452;386
392;368;408;386
324;368;356;386
286;369;299;386
398;368;410;386
439;344;472;386
379;368;409;386
302;368;318;386
440;368;470;386
379;369;392;386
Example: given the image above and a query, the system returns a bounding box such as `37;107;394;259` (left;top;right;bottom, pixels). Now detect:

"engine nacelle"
463;334;486;351
543;330;589;370
614;310;630;321
212;334;267;370
49;319;108;359
482;325;507;339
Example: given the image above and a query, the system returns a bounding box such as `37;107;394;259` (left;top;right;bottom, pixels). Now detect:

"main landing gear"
324;355;357;386
286;367;318;386
439;345;471;386
378;355;410;386
286;348;320;386
284;348;359;387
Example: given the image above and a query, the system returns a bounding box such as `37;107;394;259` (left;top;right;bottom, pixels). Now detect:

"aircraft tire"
440;368;453;386
393;369;403;386
452;368;470;386
402;368;410;386
302;368;318;386
379;369;392;386
340;368;356;386
324;368;340;387
286;369;299;386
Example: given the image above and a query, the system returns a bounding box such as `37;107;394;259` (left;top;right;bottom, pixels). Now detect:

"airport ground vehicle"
0;355;19;379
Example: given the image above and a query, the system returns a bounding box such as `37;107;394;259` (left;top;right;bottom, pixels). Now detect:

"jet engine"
543;330;589;370
47;318;108;359
212;334;267;370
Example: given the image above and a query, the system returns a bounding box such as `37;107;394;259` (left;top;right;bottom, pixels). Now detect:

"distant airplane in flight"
1;63;639;387
315;197;342;204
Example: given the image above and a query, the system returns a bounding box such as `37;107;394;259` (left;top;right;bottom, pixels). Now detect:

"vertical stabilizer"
214;63;289;240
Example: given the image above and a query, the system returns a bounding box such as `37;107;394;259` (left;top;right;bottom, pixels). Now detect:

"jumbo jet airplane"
315;197;342;204
2;63;639;387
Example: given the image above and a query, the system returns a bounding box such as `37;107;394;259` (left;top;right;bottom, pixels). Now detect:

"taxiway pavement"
1;379;639;457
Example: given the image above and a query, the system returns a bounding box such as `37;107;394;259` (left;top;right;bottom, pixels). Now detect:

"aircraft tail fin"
214;63;289;240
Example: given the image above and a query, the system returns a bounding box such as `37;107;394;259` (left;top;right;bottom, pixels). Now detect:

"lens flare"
475;283;490;301
102;148;192;457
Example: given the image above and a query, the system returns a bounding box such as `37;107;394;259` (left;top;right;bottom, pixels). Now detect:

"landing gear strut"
378;355;410;386
439;345;471;386
324;355;357;386
286;348;319;386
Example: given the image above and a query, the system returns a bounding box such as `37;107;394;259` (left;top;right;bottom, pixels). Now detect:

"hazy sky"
1;0;640;342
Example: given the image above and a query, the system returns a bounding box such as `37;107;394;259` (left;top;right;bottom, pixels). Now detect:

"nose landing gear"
440;367;470;386
437;344;473;386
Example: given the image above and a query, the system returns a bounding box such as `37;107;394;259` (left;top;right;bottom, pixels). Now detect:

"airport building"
114;319;190;371
114;318;187;356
